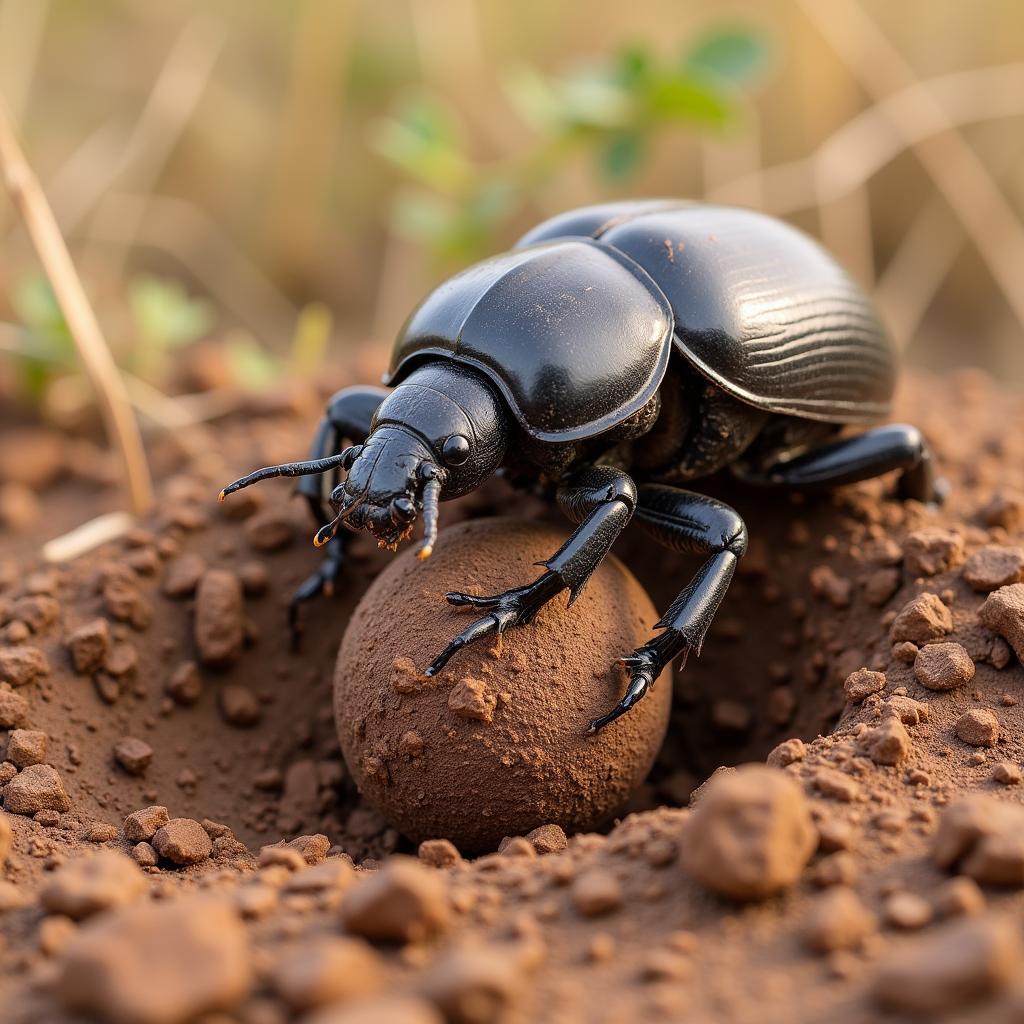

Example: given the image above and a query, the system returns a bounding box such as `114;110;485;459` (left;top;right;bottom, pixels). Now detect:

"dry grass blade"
41;512;134;564
94;14;225;279
0;0;50;231
797;0;1024;333
874;141;1024;346
0;98;154;515
709;64;1024;215
91;192;298;344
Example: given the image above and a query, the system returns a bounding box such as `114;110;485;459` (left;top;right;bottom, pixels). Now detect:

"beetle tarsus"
288;538;347;649
589;669;654;733
425;573;564;676
588;644;673;732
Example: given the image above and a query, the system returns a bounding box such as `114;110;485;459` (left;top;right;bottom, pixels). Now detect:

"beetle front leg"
590;485;747;732
424;465;636;677
288;386;387;639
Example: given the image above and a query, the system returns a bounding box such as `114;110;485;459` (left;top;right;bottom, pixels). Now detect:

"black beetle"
221;200;939;732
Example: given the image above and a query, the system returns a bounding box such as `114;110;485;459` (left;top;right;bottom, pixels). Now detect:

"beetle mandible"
221;200;940;732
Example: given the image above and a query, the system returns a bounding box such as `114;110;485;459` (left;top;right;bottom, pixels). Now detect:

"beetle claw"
425;573;565;676
591;644;674;732
445;590;500;609
589;667;655;733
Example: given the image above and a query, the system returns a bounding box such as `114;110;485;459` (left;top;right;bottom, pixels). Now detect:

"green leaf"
130;276;214;349
614;44;654;88
684;27;769;84
397;92;459;147
390;188;457;244
12;276;68;336
371;92;470;192
646;72;736;126
557;68;631;130
223;331;278;392
501;64;561;132
600;132;644;180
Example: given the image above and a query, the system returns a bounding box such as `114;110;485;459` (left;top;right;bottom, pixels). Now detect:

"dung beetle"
222;200;939;732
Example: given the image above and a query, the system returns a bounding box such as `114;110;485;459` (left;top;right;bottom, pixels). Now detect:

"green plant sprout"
373;25;771;263
5;274;333;405
222;301;333;393
8;273;214;402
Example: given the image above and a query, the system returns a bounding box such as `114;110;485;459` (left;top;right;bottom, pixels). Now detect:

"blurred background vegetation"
1;0;1024;426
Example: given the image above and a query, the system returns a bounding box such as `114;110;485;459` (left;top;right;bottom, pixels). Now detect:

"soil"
2;368;1024;1023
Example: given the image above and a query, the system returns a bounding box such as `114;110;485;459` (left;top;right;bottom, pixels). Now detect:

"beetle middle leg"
424;464;636;677
289;386;387;639
590;485;747;732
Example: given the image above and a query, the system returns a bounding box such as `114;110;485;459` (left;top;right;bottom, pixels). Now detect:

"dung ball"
334;518;671;853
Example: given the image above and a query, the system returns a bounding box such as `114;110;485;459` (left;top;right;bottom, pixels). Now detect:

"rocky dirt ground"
2;370;1024;1023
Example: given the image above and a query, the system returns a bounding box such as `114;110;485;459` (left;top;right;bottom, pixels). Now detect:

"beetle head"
219;361;508;559
329;362;507;557
319;427;439;554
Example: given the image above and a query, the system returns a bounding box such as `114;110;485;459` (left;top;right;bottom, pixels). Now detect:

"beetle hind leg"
736;423;945;505
591;486;747;732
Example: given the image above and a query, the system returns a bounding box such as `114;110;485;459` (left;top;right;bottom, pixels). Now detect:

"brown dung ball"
335;518;671;853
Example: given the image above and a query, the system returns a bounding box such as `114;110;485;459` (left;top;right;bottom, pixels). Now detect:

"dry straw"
0;98;154;515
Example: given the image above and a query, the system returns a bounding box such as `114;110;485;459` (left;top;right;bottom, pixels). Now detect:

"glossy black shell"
387;200;896;441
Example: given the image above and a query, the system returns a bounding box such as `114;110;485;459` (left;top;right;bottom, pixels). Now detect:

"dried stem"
42;512;134;565
0;99;154;515
264;0;351;278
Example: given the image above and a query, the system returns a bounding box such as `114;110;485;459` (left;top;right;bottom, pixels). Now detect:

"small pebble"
219;684;262;727
843;668;885;704
123;806;170;843
6;728;47;768
914;642;975;691
956;709;999;748
4;764;71;814
113;737;153;776
962;545;1024;592
805;888;877;953
883;891;932;930
992;761;1022;785
341;857;449;943
572;870;623;918
152;818;212;866
872;916;1019;1014
166;662;202;706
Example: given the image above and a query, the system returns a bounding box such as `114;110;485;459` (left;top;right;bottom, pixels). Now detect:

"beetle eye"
441;434;470;466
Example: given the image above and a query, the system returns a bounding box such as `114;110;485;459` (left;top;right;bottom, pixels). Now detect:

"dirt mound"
3;370;1024;1022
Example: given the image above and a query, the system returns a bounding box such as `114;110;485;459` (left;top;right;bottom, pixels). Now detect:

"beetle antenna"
313;512;343;548
416;470;442;560
313;490;366;547
219;447;358;501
